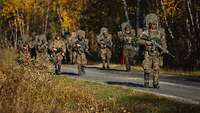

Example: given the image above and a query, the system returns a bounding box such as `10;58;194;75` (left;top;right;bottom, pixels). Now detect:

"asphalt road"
60;65;200;105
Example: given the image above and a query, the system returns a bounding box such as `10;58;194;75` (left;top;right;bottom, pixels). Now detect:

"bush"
0;49;111;113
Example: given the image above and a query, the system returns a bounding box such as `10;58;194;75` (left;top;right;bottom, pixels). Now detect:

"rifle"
86;51;96;60
142;38;175;58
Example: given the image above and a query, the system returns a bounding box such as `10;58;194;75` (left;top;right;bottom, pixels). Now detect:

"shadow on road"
106;81;144;88
61;72;79;76
86;66;126;72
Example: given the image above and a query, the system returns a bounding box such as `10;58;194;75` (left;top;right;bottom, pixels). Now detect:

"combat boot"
126;65;131;72
153;84;160;89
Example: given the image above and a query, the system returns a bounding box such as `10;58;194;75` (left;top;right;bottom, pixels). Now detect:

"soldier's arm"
49;41;54;50
137;32;150;45
85;39;89;52
62;41;66;53
97;35;103;44
160;28;167;49
118;31;124;41
109;34;113;47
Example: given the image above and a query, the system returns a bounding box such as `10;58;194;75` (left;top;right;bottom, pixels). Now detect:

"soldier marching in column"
97;27;113;69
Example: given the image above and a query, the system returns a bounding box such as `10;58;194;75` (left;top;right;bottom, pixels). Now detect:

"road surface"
60;65;200;105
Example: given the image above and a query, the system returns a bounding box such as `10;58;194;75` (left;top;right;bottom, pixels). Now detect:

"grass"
0;48;200;113
55;76;200;113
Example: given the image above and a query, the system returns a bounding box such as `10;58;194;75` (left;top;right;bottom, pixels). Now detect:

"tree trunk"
161;0;174;39
187;0;195;33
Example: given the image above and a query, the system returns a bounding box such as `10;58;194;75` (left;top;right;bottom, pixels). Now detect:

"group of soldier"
18;13;171;89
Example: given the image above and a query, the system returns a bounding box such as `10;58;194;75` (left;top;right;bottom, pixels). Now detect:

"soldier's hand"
53;48;57;51
62;52;65;56
76;44;81;47
160;50;166;56
146;41;152;46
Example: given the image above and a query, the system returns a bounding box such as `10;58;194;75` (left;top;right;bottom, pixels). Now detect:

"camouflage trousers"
67;50;73;64
72;51;77;64
76;53;87;75
52;53;63;75
143;51;160;87
100;48;112;69
123;46;136;71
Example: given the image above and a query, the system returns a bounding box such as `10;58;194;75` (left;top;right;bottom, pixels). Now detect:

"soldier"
35;34;49;60
49;35;66;75
97;27;112;69
137;13;167;88
118;22;137;71
66;32;77;64
73;30;88;75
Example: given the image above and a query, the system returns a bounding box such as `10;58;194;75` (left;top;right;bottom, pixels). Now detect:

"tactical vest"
146;30;161;55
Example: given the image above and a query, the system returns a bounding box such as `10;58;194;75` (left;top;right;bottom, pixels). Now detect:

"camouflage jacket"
138;29;167;55
97;34;112;49
73;39;89;54
50;39;66;54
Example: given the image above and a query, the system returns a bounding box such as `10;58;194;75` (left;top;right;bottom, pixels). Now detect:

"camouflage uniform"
118;22;137;71
138;13;167;88
49;36;66;74
18;34;32;64
97;27;112;69
66;32;77;64
35;34;49;60
73;30;88;75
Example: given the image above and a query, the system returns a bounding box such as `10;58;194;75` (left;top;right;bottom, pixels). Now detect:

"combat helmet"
77;30;86;39
121;22;131;32
100;27;108;34
144;13;159;29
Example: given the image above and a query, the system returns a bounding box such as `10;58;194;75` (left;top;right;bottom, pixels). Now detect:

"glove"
53;48;57;51
62;52;65;56
146;41;152;46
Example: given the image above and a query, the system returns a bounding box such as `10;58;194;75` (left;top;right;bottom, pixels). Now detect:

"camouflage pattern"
97;27;112;69
49;36;66;74
34;34;49;60
66;32;77;64
138;13;167;88
73;30;88;75
118;22;137;71
17;34;32;64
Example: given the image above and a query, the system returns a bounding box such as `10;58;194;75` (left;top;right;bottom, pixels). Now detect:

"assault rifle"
142;38;175;58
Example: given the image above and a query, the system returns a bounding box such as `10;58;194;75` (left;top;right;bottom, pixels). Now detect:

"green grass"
56;76;200;113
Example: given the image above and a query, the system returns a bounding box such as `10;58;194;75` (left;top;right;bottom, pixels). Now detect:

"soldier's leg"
55;63;58;74
125;56;131;71
69;51;73;64
77;64;82;75
106;49;112;69
101;49;106;69
124;49;130;71
57;60;61;74
51;54;58;74
144;72;150;88
81;65;85;74
153;57;160;88
143;56;152;88
73;52;77;64
80;54;84;74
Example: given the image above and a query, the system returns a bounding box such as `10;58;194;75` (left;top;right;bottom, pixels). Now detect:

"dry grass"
0;48;200;113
